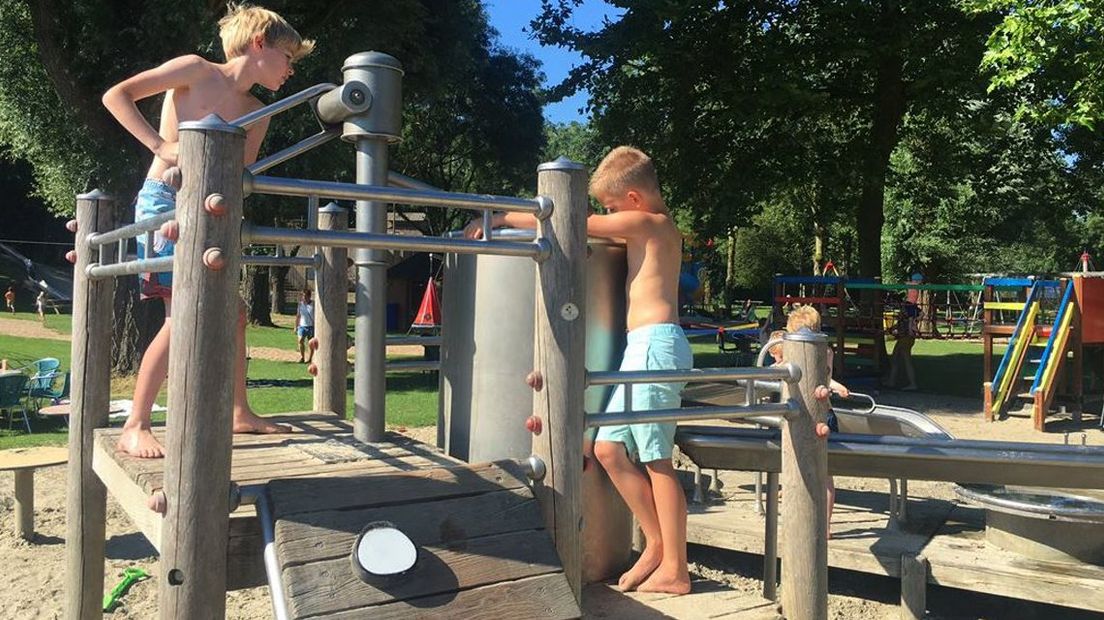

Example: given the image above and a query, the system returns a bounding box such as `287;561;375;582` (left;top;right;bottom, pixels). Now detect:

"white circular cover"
354;525;417;576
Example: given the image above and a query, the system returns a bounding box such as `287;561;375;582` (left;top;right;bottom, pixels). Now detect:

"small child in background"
295;289;315;364
765;329;786;366
4;286;15;314
784;305;849;536
36;291;48;324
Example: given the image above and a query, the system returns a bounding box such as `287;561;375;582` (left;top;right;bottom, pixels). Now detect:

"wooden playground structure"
62;52;836;620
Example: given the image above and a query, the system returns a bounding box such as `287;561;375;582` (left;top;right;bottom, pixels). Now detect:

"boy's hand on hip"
154;141;179;166
159;220;179;242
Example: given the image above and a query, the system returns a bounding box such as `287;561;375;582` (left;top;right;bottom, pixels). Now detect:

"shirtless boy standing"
466;147;693;594
102;3;314;457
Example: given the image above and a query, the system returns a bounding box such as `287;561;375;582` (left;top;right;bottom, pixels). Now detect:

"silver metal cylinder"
354;139;390;443
438;229;633;583
340;52;403;143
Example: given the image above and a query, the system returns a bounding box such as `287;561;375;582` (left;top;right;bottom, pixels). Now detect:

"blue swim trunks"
297;325;315;339
134;178;177;300
596;323;694;463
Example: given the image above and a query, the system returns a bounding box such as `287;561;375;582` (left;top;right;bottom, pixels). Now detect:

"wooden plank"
686;487;953;579
65;191;116;620
137;453;445;494
583;580;776;620
268;460;530;519
284;529;564;617
276;486;541;568
317;573;580;620
922;505;1104;613
93;437;164;551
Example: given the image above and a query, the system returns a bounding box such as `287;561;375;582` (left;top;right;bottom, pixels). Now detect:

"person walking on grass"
295;288;315;364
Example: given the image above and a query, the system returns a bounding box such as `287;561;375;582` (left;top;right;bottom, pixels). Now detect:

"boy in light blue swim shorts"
467;147;697;595
134;178;177;300
597;324;693;464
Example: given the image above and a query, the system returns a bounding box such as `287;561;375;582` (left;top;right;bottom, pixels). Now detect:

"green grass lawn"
1;311;999;451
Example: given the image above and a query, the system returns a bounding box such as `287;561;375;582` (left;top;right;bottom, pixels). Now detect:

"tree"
973;0;1104;129
533;0;995;281
0;0;545;369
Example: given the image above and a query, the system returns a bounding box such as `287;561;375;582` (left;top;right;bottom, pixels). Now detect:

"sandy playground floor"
0;332;1101;618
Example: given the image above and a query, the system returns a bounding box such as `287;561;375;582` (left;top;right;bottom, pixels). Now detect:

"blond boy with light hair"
102;3;314;458
466;146;693;594
784;305;849;535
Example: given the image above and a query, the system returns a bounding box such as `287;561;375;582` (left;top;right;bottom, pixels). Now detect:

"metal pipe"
86;256;173;279
386;360;439;372
676;426;1104;489
387;171;441;191
355;138;390;443
116;239;126;263
239;485;290;620
247;129;341;175
241;255;321;269
386;335;441;347
248;174;547;215
231;83;337;129
585;402;796;428
86;210;176;248
763;471;779;601
587;365;799;387
242;223;545;259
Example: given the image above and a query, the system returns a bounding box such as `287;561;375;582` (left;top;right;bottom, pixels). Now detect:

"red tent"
411;277;441;329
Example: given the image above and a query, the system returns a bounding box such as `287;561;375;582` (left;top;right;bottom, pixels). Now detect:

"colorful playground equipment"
983;274;1104;429
771;275;993;380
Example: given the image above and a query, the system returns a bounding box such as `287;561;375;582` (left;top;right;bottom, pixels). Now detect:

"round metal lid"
351;521;418;580
956;484;1104;523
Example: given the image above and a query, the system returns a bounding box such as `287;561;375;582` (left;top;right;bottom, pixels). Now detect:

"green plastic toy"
103;567;150;612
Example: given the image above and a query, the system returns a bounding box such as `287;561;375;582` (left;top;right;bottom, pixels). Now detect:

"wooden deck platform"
686;475;1104;614
92;412;580;618
92;413;461;590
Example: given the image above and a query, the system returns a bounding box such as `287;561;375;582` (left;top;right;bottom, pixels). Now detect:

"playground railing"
1029;280;1075;395
584;365;801;427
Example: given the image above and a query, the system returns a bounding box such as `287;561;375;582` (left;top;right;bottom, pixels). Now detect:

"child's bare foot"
637;564;692;595
618;545;662;592
117;427;165;459
232;410;291;434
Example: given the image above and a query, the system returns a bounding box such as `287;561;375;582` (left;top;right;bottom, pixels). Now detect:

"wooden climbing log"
158;115;245;620
531;158;588;600
314;202;348;417
65;190;116;620
780;330;830;620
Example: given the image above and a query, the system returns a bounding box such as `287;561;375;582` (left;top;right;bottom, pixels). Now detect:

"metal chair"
25;358;60;409
0;373;32;433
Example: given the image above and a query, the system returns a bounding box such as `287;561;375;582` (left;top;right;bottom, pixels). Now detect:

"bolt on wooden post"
531;157;588;600
314;202;349;416
65;190;116;620
158;115;245;619
780;328;830;620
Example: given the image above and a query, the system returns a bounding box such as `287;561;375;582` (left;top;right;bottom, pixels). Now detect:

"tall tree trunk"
813;222;826;275
725;227;738;312
857;0;908;369
856;4;907;280
269;266;289;315
242;266;274;326
108;202;163;375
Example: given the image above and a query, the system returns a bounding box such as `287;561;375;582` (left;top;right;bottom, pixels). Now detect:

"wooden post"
531;157;588;600
158;115;244;619
65;189;115;620
314;202;349;416
780;329;829;620
14;469;33;541
900;553;928;620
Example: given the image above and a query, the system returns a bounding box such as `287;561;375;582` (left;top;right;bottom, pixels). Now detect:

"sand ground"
1;319;1101;618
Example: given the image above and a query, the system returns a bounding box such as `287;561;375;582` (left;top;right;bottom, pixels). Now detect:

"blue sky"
484;1;622;125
